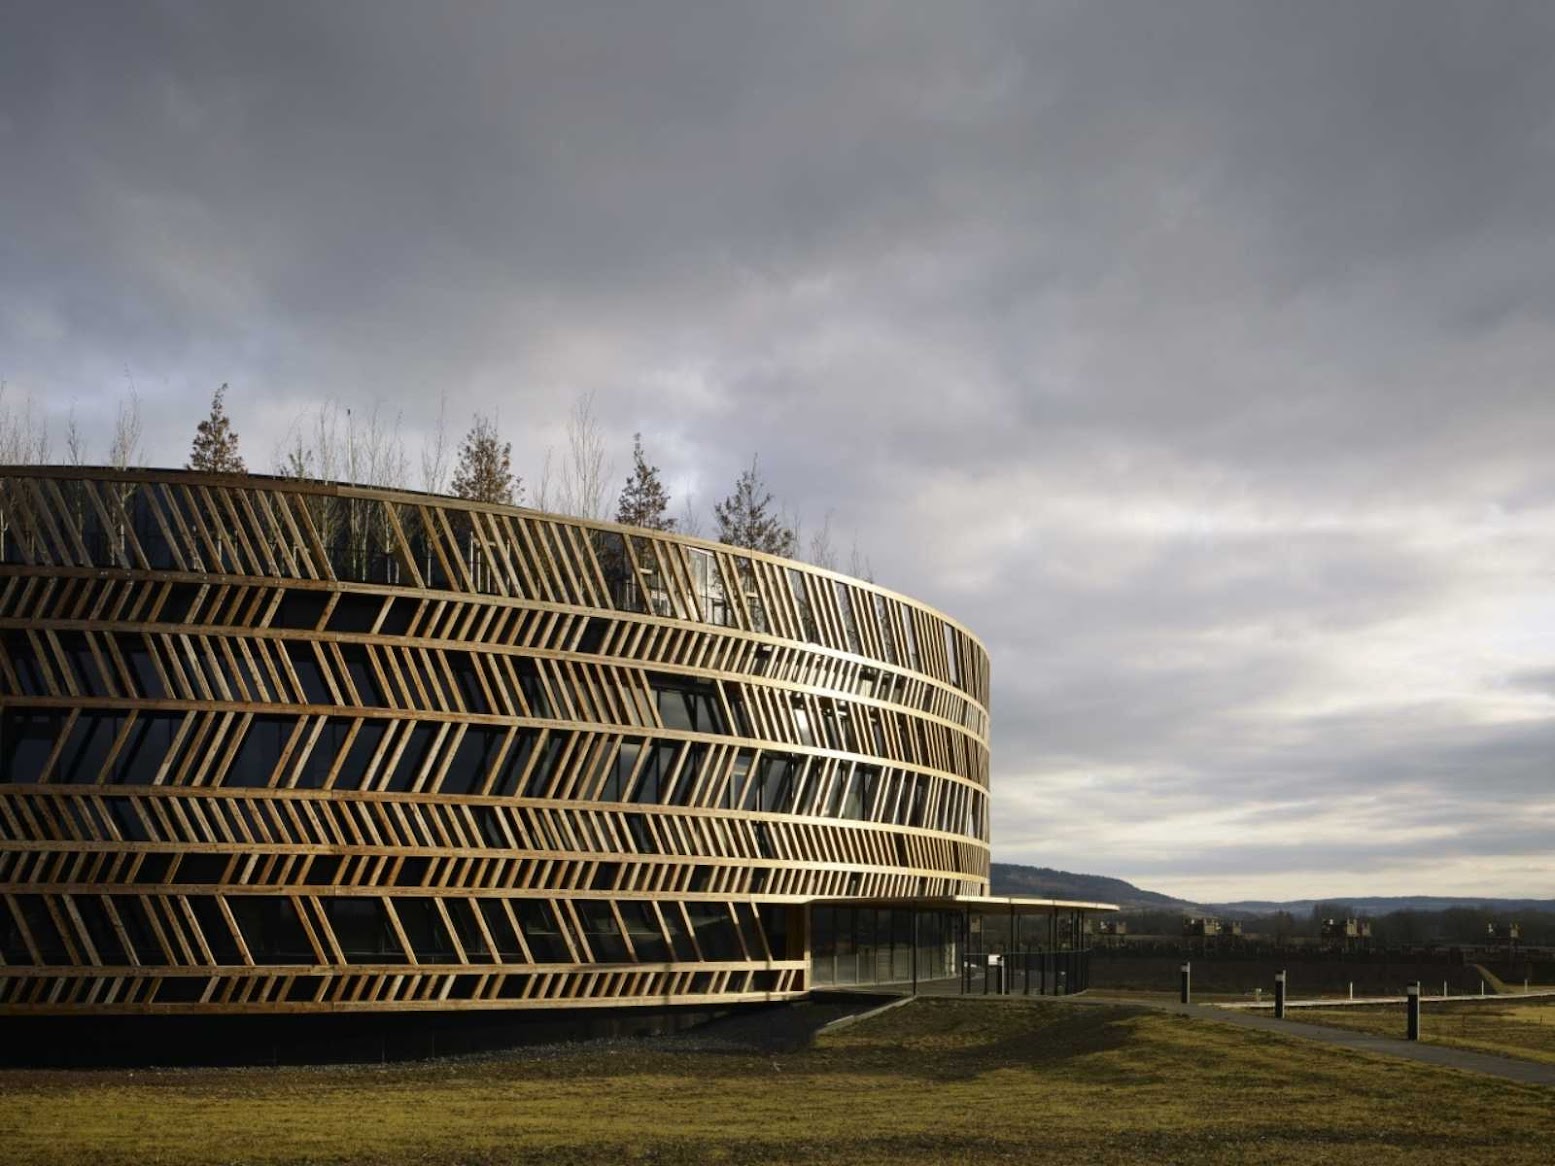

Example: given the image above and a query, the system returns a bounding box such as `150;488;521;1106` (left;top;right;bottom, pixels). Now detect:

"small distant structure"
1488;922;1520;954
1320;917;1372;953
1095;919;1127;948
1183;917;1240;951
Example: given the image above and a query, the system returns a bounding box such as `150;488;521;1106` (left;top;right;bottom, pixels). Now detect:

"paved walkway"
1219;988;1555;1010
1158;1000;1555;1087
816;984;1555;1087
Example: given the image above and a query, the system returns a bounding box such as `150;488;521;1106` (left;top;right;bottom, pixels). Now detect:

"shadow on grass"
801;998;1146;1083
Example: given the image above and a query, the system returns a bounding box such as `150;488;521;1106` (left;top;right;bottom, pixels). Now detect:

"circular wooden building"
0;466;993;1046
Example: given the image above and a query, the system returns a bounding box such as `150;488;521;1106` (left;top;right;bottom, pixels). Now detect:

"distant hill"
988;863;1191;909
987;865;1555;917
1207;896;1555;917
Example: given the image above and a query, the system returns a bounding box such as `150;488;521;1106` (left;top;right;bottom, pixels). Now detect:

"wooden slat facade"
0;467;991;1015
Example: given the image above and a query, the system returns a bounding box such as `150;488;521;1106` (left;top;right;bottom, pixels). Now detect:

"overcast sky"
4;2;1553;902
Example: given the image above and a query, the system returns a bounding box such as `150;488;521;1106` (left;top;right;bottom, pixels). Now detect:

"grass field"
2;998;1553;1165
1299;996;1555;1067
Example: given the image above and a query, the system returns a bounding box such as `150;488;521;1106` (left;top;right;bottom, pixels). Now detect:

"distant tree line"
1120;903;1555;949
0;380;873;574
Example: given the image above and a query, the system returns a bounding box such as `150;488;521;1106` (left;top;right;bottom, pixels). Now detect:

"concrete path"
1219;988;1555;1010
818;984;1555;1087
1144;999;1555;1087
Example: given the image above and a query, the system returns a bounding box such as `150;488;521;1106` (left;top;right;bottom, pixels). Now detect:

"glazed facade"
0;467;990;1015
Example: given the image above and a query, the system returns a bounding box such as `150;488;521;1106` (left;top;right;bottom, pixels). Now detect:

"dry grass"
1299;996;1555;1066
2;998;1552;1165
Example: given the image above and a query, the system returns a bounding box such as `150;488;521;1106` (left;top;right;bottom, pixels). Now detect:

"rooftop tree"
450;413;519;505
714;455;796;556
187;384;246;474
615;433;675;531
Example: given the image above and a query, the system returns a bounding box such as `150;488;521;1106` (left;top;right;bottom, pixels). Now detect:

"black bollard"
1406;982;1421;1041
1274;970;1287;1019
1180;961;1191;1005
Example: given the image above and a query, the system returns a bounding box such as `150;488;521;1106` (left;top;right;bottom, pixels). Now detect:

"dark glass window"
114;635;164;700
104;802;151;845
574;617;608;655
394;856;431;887
227;896;315;965
377;597;417;637
13;895;69;963
130;854;174;884
323;898;406;964
113;713;176;784
1;632;47;695
73;895;131;966
392;898;457;962
441;727;501;796
659;906;699;963
274;589;329;631
488;730;539;797
734;902;768;961
154;977;206;1003
684;902;741;961
576;901;630;962
759;904;791;960
339;644;384;708
601;740;639;803
512;658;551;718
112;895;172;966
513;900;570;963
157;583;204;626
334;719;387;790
285;643;332;706
174;854;231;885
52;713;118;784
593;530;635;611
0;708;64;783
762;755;796;813
188;897;243;965
619;902;669;962
664;743;706;806
444;899;492;963
477;899;527;961
650;676;726;735
51;631;104;697
516;734;567;798
444;651;487;715
328;594;381;634
292;718;345;789
225;716;287;788
381;722;438;792
304;856;342;887
629;742;681;805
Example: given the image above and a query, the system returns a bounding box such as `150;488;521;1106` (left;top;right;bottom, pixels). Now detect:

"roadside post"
1180;961;1191;1005
1406;982;1421;1041
1274;971;1287;1019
